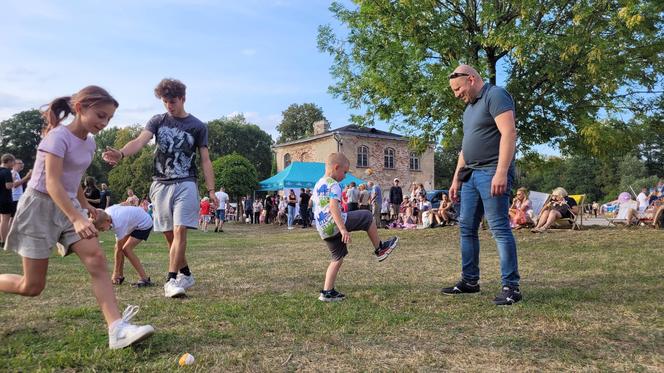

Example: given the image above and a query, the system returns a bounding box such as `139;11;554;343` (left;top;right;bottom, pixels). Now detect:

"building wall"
274;136;338;171
339;135;434;193
273;133;435;194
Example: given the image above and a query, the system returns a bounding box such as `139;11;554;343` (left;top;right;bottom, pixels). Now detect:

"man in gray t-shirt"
441;65;521;306
103;78;218;299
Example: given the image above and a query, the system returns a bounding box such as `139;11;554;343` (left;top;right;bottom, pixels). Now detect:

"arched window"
284;153;291;167
384;148;395;169
409;152;420;170
300;152;308;162
357;145;368;167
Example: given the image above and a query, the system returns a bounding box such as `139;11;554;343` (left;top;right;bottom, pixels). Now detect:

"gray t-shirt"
146;113;208;183
461;83;515;169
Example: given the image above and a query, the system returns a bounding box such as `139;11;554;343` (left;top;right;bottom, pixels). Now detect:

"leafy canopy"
276;103;326;144
318;0;664;152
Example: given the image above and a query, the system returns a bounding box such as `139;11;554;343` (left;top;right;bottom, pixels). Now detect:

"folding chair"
554;194;586;230
606;200;637;226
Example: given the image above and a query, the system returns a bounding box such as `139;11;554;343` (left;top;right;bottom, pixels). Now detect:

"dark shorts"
552;205;573;219
129;228;152;241
324;209;373;261
10;201;18;217
0;201;16;215
215;209;226;221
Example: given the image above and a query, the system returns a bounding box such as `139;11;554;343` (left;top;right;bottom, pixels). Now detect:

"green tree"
107;126;154;200
276;103;326;144
0;109;43;170
207;114;273;180
318;1;664;151
87;127;121;184
212;153;257;203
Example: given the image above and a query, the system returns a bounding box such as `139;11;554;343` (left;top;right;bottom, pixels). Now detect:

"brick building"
272;121;434;192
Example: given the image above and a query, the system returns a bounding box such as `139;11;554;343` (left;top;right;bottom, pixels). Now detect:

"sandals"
112;276;125;285
131;278;154;288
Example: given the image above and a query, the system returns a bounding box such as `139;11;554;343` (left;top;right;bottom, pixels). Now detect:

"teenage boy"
103;78;218;298
312;153;399;302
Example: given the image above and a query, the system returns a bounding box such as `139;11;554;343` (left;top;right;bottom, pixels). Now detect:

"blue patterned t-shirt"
312;176;347;239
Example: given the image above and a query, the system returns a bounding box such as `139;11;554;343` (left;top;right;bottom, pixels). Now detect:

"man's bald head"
450;64;481;80
449;64;484;104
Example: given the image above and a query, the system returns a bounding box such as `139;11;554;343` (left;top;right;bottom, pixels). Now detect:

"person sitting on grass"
312;153;399;302
432;193;456;227
531;187;577;233
93;205;154;287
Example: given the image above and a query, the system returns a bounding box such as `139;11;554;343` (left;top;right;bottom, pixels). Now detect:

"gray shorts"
324;209;374;261
4;188;86;259
150;181;199;231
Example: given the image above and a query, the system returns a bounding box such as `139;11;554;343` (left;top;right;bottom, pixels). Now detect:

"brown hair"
154;78;186;99
41;85;119;136
1;153;15;164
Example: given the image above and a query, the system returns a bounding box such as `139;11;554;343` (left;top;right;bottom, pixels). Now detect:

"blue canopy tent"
258;162;366;191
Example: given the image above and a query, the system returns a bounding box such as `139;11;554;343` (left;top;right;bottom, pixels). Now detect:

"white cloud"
241;48;257;56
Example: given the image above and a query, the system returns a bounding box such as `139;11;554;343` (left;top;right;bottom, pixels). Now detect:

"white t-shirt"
312;176;347;239
106;205;153;240
637;192;648;212
215;191;229;210
11;170;22;202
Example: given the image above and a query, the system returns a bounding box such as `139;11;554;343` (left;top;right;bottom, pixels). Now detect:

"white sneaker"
164;278;186;298
109;305;155;350
176;273;195;289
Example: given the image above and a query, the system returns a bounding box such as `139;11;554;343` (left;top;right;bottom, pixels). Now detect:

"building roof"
273;124;406;148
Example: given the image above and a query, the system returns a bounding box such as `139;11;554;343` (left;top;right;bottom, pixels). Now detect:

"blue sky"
0;0;366;140
0;0;559;156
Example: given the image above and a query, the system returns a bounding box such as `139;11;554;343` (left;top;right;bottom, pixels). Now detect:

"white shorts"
150;181;199;231
4;188;86;259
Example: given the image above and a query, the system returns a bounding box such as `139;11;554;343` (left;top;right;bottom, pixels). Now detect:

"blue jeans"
459;167;520;287
287;205;296;227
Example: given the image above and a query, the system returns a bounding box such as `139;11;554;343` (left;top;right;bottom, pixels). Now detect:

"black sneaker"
318;288;345;302
441;280;480;295
375;236;399;262
492;286;522;305
131;277;154;288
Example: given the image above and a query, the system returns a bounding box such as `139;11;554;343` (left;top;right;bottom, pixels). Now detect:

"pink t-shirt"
27;125;96;198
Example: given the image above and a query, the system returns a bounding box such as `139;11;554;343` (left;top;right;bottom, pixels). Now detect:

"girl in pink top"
509;187;534;229
0;86;154;350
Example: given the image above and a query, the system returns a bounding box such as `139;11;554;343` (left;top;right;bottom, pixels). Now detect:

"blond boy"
312;153;399;302
93;205;153;287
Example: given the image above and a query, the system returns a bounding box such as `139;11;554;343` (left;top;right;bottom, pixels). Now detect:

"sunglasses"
448;72;470;79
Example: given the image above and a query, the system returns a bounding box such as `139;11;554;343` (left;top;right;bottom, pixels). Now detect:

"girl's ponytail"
41;96;72;136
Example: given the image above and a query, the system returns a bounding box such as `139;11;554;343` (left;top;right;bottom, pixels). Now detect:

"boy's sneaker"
176;273;195;289
492;286;522;306
109;305;155;349
131;277;154;288
441;280;480;295
164;278;185;298
375;236;399;262
318;288;346;302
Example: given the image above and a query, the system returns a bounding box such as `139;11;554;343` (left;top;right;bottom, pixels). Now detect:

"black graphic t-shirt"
145;113;208;183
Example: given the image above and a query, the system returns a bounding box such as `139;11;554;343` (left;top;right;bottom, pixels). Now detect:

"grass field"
1;223;663;372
